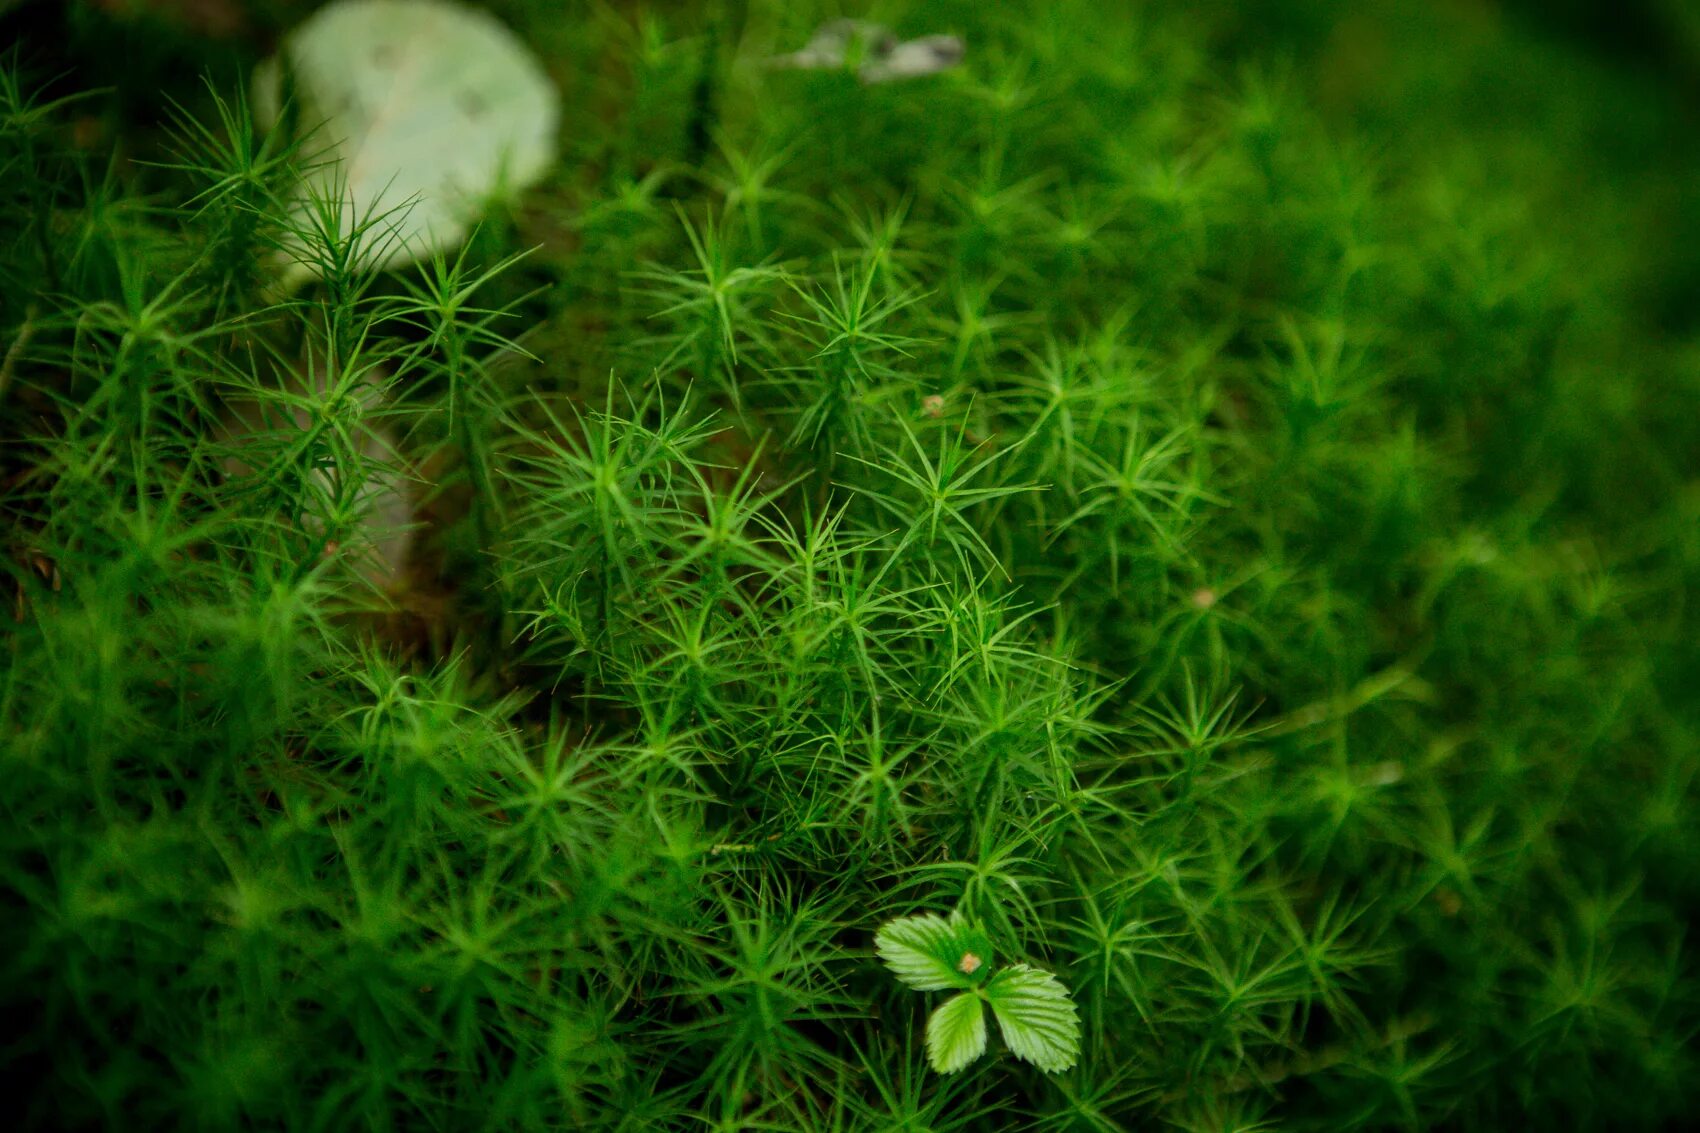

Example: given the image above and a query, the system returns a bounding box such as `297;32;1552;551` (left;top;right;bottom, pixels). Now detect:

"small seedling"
876;912;1081;1075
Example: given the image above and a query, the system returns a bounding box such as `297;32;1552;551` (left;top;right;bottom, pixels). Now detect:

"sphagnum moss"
3;1;1698;1130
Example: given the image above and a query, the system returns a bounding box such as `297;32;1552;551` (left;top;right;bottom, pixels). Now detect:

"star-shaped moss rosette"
875;912;1081;1075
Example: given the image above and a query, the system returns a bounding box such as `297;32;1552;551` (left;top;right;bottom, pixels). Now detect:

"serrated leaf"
265;0;558;284
926;992;987;1074
984;964;1081;1073
875;913;993;991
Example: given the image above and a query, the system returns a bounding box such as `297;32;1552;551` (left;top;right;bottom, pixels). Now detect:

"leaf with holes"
261;0;558;284
875;912;994;991
984;963;1081;1072
926;991;988;1074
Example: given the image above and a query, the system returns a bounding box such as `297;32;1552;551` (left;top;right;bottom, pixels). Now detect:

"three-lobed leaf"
926;992;988;1074
878;913;1080;1075
984;964;1081;1073
875;913;994;991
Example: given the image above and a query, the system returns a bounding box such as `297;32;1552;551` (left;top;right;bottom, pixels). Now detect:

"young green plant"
876;912;1081;1075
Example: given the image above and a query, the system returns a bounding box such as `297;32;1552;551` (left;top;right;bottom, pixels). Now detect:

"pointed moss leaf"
875;913;993;991
984;964;1081;1073
267;0;558;284
926;992;987;1074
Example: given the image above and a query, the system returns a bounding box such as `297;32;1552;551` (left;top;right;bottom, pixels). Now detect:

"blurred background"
11;0;1699;351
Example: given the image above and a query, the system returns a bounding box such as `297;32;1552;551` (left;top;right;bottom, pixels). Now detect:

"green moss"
3;2;1697;1129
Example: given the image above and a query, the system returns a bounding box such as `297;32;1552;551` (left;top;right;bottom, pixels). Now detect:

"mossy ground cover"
3;1;1699;1129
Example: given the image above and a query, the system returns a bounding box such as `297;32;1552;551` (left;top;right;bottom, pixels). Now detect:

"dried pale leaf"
861;36;964;83
267;0;558;285
218;369;416;589
769;19;964;84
